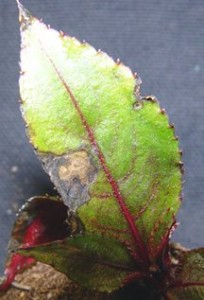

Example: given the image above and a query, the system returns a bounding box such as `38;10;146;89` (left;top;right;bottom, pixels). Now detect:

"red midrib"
45;50;149;266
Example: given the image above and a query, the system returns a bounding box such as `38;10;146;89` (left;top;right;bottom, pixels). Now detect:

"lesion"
41;150;97;211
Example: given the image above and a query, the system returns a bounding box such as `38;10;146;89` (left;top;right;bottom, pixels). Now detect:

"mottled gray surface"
0;0;203;273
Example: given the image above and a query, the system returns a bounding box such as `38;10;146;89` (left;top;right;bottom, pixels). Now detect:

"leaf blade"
18;234;136;293
18;2;182;282
19;4;182;251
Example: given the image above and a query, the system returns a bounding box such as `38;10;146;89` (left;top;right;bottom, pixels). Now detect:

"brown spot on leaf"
58;151;93;185
41;150;97;210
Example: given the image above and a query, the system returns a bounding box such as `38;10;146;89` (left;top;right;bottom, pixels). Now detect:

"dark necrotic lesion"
41;150;97;210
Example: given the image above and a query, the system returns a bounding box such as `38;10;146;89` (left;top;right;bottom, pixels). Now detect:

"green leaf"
167;247;204;299
16;2;182;292
19;234;135;293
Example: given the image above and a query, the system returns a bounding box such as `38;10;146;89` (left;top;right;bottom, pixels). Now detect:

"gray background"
0;0;203;273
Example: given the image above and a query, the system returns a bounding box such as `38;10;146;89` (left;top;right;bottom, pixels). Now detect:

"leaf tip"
16;0;33;28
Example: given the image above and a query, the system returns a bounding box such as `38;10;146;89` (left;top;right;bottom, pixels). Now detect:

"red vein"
96;260;134;272
169;281;204;289
92;221;128;234
44;49;149;266
124;271;145;285
134;184;157;221
91;192;112;199
155;216;177;260
123;240;142;263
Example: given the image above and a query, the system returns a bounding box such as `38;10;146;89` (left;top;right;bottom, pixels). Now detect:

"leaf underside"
0;2;185;295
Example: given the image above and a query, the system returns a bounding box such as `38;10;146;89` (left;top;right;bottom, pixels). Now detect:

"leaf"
1;1;182;293
167;247;204;299
19;234;136;293
18;0;182;255
0;195;70;290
